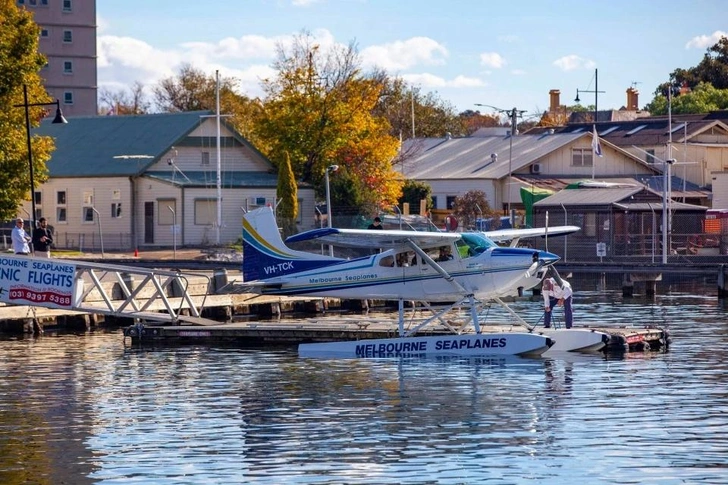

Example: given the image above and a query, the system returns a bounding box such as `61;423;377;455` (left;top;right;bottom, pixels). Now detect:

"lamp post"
324;164;339;256
474;104;524;223
13;84;67;228
575;69;605;179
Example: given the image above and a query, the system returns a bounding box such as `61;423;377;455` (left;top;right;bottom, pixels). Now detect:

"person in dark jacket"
32;217;54;258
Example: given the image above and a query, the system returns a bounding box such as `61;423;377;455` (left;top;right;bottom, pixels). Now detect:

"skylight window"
669;122;686;134
626;125;647;136
600;126;619;136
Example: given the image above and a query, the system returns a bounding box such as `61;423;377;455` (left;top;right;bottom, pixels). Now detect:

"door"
144;201;154;244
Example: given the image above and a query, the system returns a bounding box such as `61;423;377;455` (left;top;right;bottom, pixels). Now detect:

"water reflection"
0;285;726;483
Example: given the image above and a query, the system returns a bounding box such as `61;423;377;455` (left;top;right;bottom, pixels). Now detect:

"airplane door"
420;245;462;297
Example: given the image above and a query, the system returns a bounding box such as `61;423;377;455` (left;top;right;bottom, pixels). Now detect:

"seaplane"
241;206;607;358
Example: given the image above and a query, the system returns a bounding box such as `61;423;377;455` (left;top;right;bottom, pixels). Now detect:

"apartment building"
18;0;98;116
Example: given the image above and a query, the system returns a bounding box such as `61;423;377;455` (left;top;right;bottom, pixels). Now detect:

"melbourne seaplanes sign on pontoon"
0;255;77;309
298;332;552;358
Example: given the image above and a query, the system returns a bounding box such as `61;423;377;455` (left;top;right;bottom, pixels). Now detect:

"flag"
592;125;603;157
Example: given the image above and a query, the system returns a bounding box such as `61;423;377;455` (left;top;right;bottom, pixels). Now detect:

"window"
645;149;656;164
600;126;619;136
57;207;67;223
201;151;210;166
626;125;647;136
63;30;72;43
112;190;121;200
571;148;593;167
40;0;47;5
29;0;36;5
83;191;93;205
63;61;73;74
57;191;66;204
111;203;122;218
17;0;25;5
63;92;74;104
194;199;217;225
83;207;94;223
34;191;41;205
41;29;48;38
584;213;597;237
431;196;437;209
158;199;176;225
62;0;72;11
446;196;457;210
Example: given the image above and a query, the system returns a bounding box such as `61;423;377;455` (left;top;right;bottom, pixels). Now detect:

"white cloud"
292;0;321;5
511;69;526;75
361;37;448;71
480;52;505;68
401;73;485;89
552;55;596;71
686;30;727;49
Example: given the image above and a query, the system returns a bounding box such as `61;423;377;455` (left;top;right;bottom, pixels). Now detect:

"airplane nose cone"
537;250;561;265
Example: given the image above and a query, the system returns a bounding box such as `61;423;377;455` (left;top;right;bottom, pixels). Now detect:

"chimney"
626;87;639;111
549;89;561;112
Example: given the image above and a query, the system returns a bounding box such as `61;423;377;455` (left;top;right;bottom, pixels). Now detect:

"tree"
459;109;502;135
650;36;728;109
277;151;298;237
452;190;498;230
372;74;466;140
99;81;150;115
398;180;432;215
0;1;55;220
153;64;240;112
253;31;402;211
644;82;728;114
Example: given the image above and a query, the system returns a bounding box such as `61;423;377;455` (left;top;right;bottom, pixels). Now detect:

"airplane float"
241;207;608;358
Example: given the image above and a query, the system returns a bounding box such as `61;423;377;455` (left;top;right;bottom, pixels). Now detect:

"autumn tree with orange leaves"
253;32;402;213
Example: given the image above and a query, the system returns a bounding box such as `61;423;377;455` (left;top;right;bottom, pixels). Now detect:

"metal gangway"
1;255;215;325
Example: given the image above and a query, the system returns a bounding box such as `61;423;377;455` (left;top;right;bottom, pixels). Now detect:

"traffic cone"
134;247;139;257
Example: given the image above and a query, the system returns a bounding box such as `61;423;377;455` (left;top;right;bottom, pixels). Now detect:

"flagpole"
592;124;596;179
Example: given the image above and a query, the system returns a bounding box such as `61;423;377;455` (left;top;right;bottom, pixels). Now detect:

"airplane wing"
484;225;581;243
286;227;461;249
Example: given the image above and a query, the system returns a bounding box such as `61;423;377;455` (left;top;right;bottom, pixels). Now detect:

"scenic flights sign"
0;255;77;309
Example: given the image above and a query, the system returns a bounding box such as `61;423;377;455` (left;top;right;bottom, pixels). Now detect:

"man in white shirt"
11;218;31;255
542;277;573;329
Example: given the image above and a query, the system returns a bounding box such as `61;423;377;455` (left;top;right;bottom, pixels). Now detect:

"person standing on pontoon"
542;277;573;329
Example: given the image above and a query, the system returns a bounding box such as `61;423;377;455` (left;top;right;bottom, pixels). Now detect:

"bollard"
213;268;228;293
719;264;727;299
622;273;634;298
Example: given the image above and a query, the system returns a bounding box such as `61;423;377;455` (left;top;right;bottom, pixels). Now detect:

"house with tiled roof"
29;111;314;251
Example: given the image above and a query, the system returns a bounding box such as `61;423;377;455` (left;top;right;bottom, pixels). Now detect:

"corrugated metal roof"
533;187;643;206
144;171;281;188
35;111;230;177
400;133;585;180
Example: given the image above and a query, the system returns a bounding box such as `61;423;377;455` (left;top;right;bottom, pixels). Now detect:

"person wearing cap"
367;217;383;230
542;277;573;329
12;218;32;255
32;217;54;258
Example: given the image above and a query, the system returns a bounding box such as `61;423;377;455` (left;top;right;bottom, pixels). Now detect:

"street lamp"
324;164;339;257
13;84;67;228
474;104;525;223
574;69;605;179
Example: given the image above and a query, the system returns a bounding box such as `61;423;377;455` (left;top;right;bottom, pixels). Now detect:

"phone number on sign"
9;288;71;306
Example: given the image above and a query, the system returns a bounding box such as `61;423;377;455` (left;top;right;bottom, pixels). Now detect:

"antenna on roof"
630;81;642;89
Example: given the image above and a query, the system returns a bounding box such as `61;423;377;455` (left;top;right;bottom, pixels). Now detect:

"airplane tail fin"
242;206;341;281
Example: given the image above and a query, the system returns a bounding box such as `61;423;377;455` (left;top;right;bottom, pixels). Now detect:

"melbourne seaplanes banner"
0;255;76;309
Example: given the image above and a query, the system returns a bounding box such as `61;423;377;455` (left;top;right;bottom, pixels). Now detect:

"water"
1;285;727;484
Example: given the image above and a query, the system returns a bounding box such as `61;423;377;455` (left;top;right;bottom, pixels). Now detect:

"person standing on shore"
32;217;53;258
12;218;31;255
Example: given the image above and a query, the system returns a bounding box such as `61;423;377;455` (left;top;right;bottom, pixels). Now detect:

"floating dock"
122;316;670;353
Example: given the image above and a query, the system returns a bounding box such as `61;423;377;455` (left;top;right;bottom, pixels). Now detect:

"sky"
97;0;726;122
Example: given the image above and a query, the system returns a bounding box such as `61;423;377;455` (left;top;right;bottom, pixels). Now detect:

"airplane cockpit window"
380;255;395;267
460;233;497;258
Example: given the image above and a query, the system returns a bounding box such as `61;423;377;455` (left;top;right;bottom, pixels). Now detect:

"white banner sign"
0;256;77;309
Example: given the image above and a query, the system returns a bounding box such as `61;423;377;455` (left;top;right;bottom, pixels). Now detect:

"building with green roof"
28;111;314;250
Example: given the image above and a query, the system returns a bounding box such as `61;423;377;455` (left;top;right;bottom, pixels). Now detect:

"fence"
0;229;133;253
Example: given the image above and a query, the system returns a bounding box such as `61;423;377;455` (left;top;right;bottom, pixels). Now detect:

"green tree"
644;82;728;114
0;1;55;220
452;190;498;230
398;180;432;215
254;31;402;210
277;151;298;237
